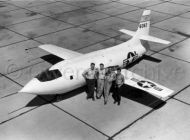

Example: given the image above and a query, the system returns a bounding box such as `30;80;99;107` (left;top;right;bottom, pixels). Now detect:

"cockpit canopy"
35;69;62;82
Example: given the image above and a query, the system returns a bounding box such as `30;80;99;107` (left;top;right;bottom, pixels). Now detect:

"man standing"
82;63;97;101
113;67;124;105
96;63;106;99
104;67;116;105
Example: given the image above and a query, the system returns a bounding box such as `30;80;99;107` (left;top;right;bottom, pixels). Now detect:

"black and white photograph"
0;0;190;140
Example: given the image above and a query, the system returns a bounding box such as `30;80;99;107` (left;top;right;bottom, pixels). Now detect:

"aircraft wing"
39;44;82;60
121;69;174;98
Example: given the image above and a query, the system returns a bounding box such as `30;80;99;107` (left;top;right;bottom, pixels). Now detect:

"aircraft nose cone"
19;78;38;93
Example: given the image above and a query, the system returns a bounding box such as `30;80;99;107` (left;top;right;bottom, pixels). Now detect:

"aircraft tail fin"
119;10;170;45
136;9;151;36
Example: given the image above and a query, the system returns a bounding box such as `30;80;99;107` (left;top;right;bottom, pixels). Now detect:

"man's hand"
82;74;86;79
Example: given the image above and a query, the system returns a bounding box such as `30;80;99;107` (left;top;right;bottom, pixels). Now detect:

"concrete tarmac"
0;0;190;140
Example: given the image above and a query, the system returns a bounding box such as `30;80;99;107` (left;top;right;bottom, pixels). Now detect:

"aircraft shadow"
26;86;86;107
118;84;166;109
26;84;165;109
41;54;63;65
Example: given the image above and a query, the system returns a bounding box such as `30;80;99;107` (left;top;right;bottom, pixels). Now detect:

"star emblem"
127;56;134;63
137;80;156;88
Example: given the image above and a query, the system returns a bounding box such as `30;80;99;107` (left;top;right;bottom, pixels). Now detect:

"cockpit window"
35;69;62;82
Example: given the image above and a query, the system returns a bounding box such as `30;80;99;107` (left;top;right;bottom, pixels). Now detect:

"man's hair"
117;67;121;71
91;63;95;65
100;63;104;66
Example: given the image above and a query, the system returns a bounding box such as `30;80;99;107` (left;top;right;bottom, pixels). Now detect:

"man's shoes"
113;101;117;104
92;97;95;101
96;96;101;99
104;101;107;105
86;96;91;100
117;101;120;106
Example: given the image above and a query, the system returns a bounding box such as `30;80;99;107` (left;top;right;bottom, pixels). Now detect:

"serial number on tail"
139;23;148;28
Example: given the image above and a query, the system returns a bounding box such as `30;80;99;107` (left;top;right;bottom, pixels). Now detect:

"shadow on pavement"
26;84;165;109
26;86;86;107
119;84;166;109
40;54;63;65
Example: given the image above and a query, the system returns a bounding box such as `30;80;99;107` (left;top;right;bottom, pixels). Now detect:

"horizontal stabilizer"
121;69;174;98
119;29;170;45
140;34;170;44
119;29;135;36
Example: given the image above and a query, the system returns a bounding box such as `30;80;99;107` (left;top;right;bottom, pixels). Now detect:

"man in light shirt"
96;63;106;99
82;63;97;101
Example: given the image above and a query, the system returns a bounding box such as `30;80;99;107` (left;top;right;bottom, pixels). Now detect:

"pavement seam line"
0;106;40;125
38;95;110;138
155;51;190;64
3;0;177;51
0;73;23;87
6;0;188;48
2;5;117;45
169;1;190;7
0;1;189;136
116;0;189;17
4;60;45;76
149;37;188;56
0;92;18;99
172;97;190;106
110;84;190;139
8;0;144;42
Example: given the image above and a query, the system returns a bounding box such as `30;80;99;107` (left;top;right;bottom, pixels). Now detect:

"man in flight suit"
96;63;106;99
104;67;116;105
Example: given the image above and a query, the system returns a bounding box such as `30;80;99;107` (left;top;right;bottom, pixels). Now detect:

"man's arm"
82;70;87;79
121;74;125;85
96;69;99;79
112;73;116;81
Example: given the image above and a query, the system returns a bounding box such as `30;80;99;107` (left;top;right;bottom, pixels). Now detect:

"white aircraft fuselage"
20;40;146;95
19;10;173;97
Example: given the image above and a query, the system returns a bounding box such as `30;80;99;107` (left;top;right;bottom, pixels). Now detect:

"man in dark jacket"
112;67;124;105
